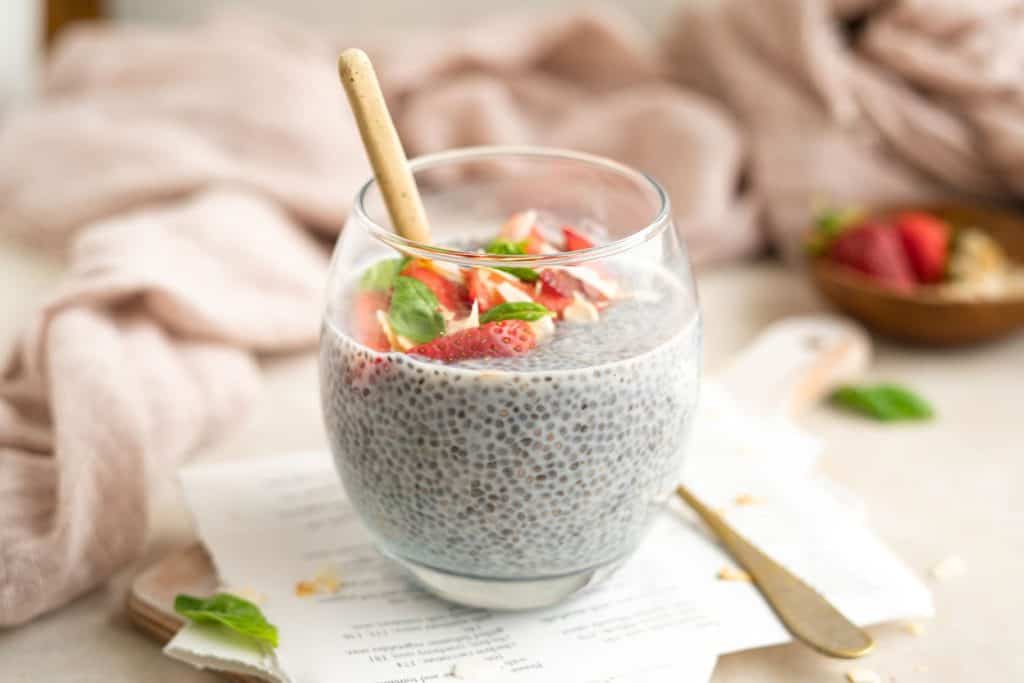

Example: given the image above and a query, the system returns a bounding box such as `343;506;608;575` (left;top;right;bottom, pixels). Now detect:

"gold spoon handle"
676;484;874;659
338;48;433;245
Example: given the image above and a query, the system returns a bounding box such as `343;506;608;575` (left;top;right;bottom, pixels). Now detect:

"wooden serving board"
127;315;870;680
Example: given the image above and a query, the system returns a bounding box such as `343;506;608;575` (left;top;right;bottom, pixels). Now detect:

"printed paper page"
169;452;721;683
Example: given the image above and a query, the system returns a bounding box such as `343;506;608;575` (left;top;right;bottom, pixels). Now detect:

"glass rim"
352;145;671;267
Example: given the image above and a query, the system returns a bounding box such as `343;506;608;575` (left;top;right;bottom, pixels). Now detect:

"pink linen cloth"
2;0;1023;626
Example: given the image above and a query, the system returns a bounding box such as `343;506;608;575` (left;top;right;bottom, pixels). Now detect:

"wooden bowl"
809;203;1024;346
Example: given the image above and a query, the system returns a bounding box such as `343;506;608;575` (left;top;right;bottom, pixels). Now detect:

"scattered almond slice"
376;310;415;352
717;566;752;582
295;580;317;597
845;668;882;683
295;565;343;597
563;292;600;323
930;555;967;581
734;493;763;506
901;621;925;636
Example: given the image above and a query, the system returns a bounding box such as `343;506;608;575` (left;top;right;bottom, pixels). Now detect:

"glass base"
392;555;626;610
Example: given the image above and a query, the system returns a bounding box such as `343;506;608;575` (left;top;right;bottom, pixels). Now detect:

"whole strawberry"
409;320;536;362
894;211;949;284
829;220;916;291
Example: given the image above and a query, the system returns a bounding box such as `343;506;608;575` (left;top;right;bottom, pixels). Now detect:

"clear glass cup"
320;147;701;609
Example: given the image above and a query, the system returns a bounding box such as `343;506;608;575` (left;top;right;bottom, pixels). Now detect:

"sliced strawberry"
400;260;463;312
465;268;533;312
562;226;594;251
894;211;949;284
409;320;536;362
465;269;502;312
535;288;573;315
829;220;916;292
354;291;390;351
539;269;580;297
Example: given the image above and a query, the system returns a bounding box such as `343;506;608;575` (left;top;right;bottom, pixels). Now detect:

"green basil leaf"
359;257;409;292
388;275;445;344
174;593;278;648
485;240;538;281
480;302;553;324
485;239;527;255
830;383;934;422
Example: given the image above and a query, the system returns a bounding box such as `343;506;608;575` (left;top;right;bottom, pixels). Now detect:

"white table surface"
1;240;1021;682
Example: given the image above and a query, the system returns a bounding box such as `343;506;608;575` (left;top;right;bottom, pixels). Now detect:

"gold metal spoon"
677;484;874;658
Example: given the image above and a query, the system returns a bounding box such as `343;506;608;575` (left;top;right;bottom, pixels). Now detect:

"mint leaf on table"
485;240;539;282
388;275;445;343
174;593;278;648
830;383;934;422
480;301;553;324
359;257;409;292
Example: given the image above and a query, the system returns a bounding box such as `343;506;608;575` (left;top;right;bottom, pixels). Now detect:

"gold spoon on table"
676;484;874;659
676;318;875;659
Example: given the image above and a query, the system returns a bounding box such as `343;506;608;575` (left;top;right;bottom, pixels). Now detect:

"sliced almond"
528;314;555;343
563;292;600;323
376;311;415;351
716;566;752;582
497;282;535;303
734;493;764;506
447;301;480;335
559;266;620;299
845;668;882;683
295;580;317;597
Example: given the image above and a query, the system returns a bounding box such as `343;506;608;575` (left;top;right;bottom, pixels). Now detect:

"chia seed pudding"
320;227;700;579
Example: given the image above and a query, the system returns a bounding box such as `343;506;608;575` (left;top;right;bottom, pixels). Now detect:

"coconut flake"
563;292;600;323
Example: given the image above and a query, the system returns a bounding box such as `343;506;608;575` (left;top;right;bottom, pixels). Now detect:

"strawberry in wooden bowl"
808;203;1024;345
